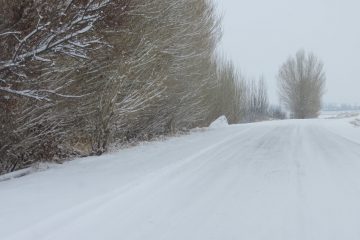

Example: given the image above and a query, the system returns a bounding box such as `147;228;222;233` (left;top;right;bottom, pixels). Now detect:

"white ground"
1;116;360;240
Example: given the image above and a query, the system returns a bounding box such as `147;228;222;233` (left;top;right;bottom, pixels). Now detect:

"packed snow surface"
1;117;360;240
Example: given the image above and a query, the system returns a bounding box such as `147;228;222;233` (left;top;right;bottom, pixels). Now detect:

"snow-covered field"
1;115;360;240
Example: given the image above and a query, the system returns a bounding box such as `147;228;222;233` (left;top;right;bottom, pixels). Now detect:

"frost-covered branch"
0;0;114;100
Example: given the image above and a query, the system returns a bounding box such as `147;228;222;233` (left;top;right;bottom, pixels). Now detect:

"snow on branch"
0;86;90;101
0;0;114;100
0;87;50;101
0;31;21;37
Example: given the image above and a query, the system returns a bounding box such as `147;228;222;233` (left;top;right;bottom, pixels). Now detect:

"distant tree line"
323;103;360;111
0;0;275;174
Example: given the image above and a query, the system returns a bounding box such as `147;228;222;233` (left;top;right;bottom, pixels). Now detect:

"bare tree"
246;76;269;122
0;0;127;100
0;0;248;174
278;50;326;119
210;57;247;124
0;0;131;172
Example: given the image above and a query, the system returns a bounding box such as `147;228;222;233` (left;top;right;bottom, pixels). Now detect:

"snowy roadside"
1;116;231;181
319;111;360;144
0;163;61;182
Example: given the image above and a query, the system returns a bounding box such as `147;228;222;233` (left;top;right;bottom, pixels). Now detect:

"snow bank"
0;168;34;182
0;163;56;182
209;115;229;129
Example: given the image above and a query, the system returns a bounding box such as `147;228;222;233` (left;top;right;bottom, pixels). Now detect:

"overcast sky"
216;0;360;105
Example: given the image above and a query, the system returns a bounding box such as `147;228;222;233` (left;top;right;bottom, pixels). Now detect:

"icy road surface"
1;119;360;240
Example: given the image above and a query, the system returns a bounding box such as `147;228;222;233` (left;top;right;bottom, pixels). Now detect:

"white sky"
216;0;360;105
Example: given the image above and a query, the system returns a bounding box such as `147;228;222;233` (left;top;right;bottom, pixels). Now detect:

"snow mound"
350;118;360;127
209;115;229;129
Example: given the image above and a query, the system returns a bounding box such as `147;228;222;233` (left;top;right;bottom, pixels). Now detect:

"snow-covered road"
1;118;360;240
